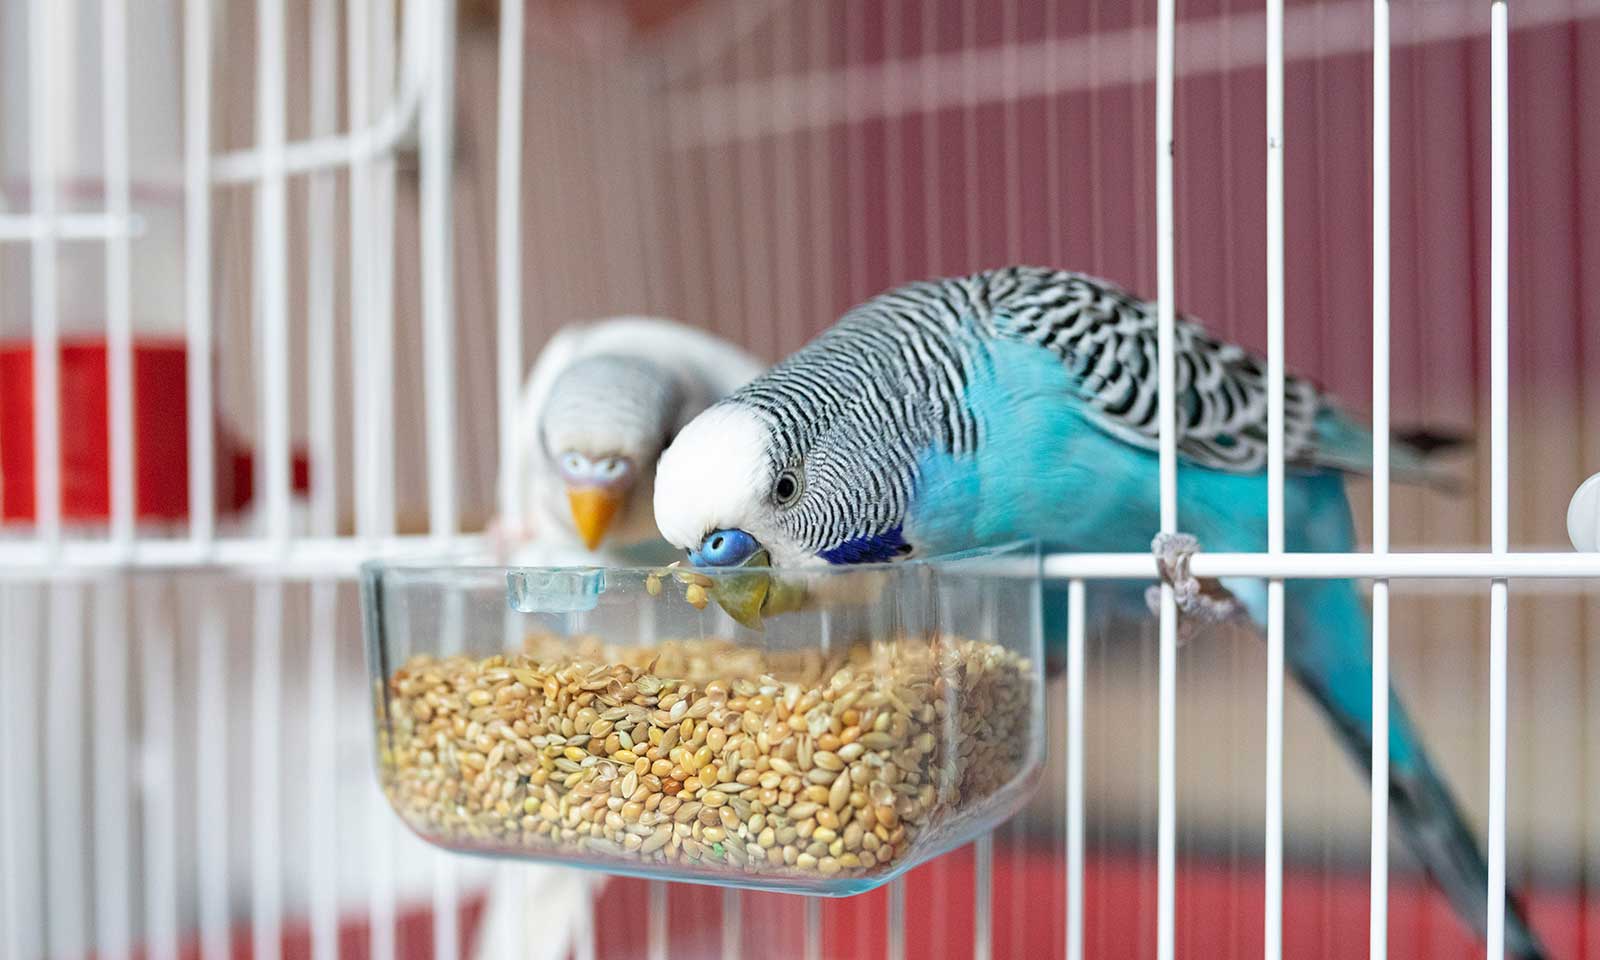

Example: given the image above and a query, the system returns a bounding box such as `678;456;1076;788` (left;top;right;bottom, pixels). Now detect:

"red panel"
596;848;1598;959
105;894;486;960
0;337;310;525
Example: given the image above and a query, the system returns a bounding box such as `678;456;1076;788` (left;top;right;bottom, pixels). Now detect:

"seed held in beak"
566;487;622;550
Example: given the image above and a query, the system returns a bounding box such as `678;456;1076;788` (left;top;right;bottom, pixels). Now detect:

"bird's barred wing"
986;268;1322;474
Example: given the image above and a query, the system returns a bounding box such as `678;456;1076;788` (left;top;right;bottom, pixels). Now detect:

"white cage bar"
29;0;62;552
1369;0;1392;957
1264;0;1287;957
1154;0;1179;955
1487;3;1512;958
93;581;134;960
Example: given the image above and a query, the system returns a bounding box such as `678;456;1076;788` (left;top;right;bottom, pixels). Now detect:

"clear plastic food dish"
362;542;1043;895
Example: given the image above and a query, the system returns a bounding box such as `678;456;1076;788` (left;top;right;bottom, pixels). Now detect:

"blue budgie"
653;266;1545;959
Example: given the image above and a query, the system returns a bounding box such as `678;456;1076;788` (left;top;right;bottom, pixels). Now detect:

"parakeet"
653;267;1545;959
491;315;766;565
476;316;763;960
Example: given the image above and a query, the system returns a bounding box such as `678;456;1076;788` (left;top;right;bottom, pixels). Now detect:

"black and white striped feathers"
655;266;1332;563
982;266;1323;471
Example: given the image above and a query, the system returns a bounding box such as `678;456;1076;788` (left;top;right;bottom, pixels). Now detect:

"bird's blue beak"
688;528;761;568
685;528;785;629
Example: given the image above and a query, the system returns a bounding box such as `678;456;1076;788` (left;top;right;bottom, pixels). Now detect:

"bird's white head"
539;355;680;550
654;402;819;568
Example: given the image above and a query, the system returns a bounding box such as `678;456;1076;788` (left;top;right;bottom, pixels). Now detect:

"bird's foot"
1144;532;1240;645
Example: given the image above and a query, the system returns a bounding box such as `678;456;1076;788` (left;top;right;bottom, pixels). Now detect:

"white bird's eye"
560;452;589;477
596;457;630;480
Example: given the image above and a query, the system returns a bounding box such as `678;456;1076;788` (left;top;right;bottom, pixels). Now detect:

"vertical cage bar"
734;3;772;349
572;894;596;960
1;587;43;960
953;1;979;270
960;1;979;270
422;0;459;541
257;0;291;545
307;0;340;542
304;0;341;887
371;0;399;538
348;0;375;539
185;0;214;545
806;0;831;324
349;1;394;943
252;0;292;944
139;581;180;960
0;591;8;958
887;880;907;960
845;0;867;301
93;580;133;960
1154;0;1179;956
974;833;993;960
433;858;459;960
804;893;823;960
103;0;135;549
883;0;903;282
1487;3;1510;956
252;581;284;960
306;0;341;939
648;882;670;960
666;60;709;340
368;787;398;960
721;888;742;960
29;0;62;549
1044;0;1063;268
623;61;663;310
1264;1;1286;957
495;5;528;950
194;585;230;960
1066;579;1086;960
45;584;87;958
769;7;802;351
308;579;341;960
497;869;526;958
920;0;940;275
497;0;524;523
590;56;628;307
1369;1;1391;956
1001;0;1021;261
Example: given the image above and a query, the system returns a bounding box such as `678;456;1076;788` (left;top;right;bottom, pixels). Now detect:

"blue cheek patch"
819;527;910;565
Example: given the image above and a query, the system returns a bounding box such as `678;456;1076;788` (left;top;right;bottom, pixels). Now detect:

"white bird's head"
653;404;802;566
655;397;916;571
539;355;681;550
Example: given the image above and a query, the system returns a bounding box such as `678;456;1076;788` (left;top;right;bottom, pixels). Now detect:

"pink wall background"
591;0;1596;553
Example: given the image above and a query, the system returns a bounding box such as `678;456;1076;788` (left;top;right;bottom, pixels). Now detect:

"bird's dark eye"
774;470;801;506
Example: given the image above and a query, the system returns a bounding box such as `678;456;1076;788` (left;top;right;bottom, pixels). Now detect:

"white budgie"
492;316;767;566
475;316;764;960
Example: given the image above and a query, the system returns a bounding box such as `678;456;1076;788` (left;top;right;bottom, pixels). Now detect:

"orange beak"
566;487;623;550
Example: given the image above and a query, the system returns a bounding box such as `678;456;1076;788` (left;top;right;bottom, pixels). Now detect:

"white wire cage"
2;1;1600;959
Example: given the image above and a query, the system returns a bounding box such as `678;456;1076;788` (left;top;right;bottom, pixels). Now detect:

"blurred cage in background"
3;1;1600;959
